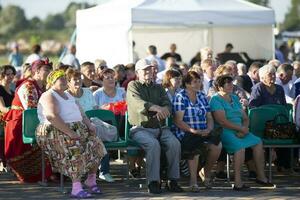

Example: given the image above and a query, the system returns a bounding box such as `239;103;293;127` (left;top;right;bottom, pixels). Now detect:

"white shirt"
275;77;295;104
294;40;300;54
156;69;166;84
38;89;82;124
25;53;41;64
203;73;213;95
146;55;165;72
62;53;80;69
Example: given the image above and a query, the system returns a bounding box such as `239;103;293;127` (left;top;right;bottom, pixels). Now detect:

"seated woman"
65;68;114;183
249;64;290;172
162;69;182;102
173;71;221;192
0;65;16;167
93;68;126;108
36;69;105;198
3;59;52;183
249;64;286;108
210;75;274;190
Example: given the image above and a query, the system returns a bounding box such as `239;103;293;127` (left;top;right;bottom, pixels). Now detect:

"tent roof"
132;0;275;26
77;0;275;27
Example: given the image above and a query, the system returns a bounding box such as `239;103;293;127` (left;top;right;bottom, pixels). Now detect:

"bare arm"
212;110;248;134
174;110;212;136
0;97;9;113
42;93;79;139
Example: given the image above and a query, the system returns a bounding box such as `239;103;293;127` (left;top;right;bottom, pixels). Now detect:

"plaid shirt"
172;89;210;140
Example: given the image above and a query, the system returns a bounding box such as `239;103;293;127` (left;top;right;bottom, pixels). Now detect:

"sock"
85;173;96;187
71;181;83;195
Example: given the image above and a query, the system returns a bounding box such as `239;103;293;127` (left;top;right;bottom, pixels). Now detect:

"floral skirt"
36;121;105;180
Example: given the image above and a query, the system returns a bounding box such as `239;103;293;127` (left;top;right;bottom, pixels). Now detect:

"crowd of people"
0;42;300;198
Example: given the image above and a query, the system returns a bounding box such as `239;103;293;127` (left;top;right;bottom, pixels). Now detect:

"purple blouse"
248;82;286;108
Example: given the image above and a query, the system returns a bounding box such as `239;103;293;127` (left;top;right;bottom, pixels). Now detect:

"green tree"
44;14;65;30
29;17;43;30
0;5;28;36
247;0;269;6
283;0;300;31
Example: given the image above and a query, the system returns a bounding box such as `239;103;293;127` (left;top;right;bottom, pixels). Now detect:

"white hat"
135;59;152;71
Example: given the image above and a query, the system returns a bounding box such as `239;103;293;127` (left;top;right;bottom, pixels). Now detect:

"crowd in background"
0;41;300;197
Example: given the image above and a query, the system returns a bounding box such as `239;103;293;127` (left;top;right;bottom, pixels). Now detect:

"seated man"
127;59;183;194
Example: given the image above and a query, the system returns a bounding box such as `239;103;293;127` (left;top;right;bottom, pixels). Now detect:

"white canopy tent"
76;0;275;66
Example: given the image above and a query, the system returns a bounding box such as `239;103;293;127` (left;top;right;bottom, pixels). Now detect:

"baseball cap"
135;59;152;71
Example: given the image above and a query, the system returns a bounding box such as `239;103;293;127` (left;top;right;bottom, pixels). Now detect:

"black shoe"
233;184;250;191
148;181;162;194
248;171;256;180
255;179;275;187
166;180;184;193
215;171;227;180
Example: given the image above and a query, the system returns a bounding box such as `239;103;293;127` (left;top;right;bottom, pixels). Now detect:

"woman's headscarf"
47;69;65;86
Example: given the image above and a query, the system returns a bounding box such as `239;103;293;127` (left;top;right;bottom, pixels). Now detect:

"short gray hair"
259;64;276;79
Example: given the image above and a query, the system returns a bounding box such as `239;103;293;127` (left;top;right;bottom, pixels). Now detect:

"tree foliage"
44;14;65;30
283;0;300;31
0;5;28;36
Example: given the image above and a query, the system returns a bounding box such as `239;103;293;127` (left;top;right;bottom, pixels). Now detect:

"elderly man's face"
137;66;153;83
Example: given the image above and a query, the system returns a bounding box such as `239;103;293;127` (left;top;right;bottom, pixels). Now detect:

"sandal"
85;185;102;194
70;190;93;199
199;168;212;189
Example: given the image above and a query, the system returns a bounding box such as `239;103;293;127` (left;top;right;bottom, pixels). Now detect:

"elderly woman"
210;75;274;190
93;68;126;108
3;59;52;182
173;71;221;192
65;68;114;183
162;69;182;102
249;64;286;108
36;69;105;198
249;64;289;172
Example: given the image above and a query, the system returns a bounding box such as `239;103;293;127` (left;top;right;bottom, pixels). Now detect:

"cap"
135;59;152;71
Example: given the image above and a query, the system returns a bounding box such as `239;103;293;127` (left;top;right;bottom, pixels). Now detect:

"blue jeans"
99;154;110;175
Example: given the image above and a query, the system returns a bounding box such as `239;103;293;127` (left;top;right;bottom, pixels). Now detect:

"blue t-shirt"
93;87;126;107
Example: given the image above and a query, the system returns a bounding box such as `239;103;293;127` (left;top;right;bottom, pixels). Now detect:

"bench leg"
226;153;230;183
126;152;129;181
38;150;47;186
268;148;272;182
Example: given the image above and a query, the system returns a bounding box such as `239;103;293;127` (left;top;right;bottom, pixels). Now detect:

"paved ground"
1;161;300;200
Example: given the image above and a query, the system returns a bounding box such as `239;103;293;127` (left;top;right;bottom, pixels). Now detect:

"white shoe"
99;173;115;182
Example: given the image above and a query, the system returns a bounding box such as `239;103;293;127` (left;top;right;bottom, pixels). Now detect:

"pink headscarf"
31;58;52;72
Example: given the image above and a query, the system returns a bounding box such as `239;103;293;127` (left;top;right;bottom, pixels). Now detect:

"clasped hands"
236;126;249;138
68;123;96;140
190;128;211;137
149;105;170;121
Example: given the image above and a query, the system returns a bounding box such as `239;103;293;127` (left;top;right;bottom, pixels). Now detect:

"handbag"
90;117;118;142
264;114;296;139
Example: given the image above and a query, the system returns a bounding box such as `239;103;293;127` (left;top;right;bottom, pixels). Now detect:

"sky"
0;0;292;23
